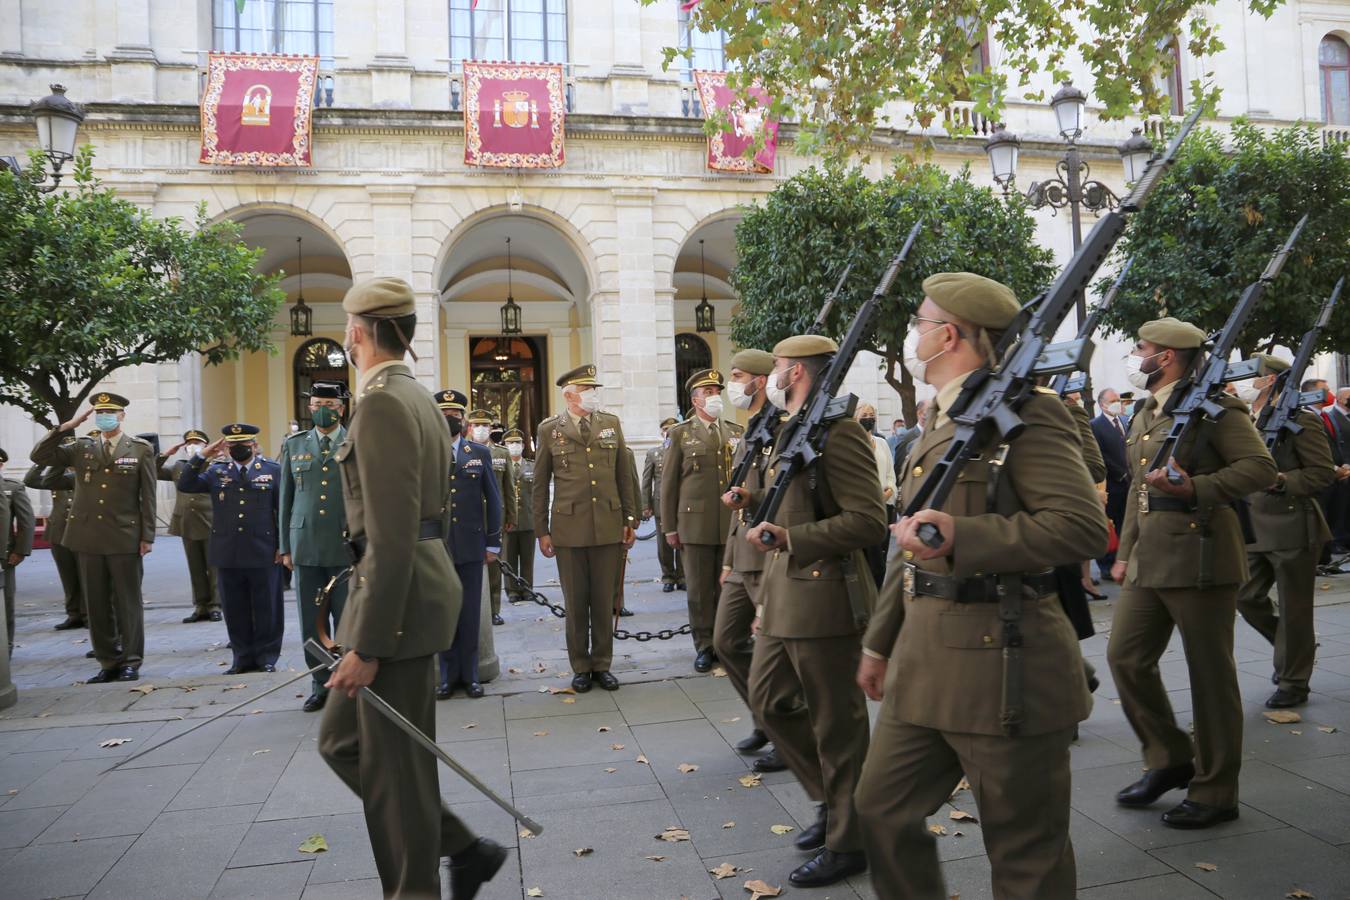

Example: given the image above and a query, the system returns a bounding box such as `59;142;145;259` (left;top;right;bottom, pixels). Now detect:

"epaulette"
727;421;745;433
537;415;560;429
1035;386;1058;396
127;435;152;447
284;431;308;444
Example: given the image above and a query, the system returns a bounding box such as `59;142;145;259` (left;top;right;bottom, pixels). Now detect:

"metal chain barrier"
497;558;692;642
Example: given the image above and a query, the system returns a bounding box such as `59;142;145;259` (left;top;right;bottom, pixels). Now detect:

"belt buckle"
1137;487;1150;515
902;562;916;598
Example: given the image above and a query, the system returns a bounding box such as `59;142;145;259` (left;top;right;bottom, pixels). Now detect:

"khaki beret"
1255;353;1290;374
685;368;724;395
772;334;838;358
729;349;774;376
466;409;493;424
660;417;679;429
921;272;1020;329
1138;317;1206;350
91;391;130;411
557;364;602;388
342;276;416;318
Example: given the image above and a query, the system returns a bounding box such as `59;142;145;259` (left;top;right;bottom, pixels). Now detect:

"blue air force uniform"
434;390;503;694
178;424;284;673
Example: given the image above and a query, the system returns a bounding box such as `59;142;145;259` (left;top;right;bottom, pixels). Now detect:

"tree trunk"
883;348;917;423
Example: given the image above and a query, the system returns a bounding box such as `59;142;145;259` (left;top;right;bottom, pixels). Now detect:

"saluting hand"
202;437;229;460
59;407;94;432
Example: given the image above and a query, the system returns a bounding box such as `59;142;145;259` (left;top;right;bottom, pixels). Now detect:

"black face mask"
445;415;463;437
490;430;504;444
858;417;876;433
228;444;252;463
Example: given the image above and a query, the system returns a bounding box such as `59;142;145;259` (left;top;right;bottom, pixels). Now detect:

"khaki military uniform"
532;409;637;674
487;443;517;617
504;456;536;601
1;477;34;650
1108;382;1277;809
1068;401;1108;483
747;417;886;854
856;382;1106;898
317;360;472;897
31;429;156;671
642;443;684;585
23;465;84;621
661;417;744;653
157;455;220;616
1237;407;1334;695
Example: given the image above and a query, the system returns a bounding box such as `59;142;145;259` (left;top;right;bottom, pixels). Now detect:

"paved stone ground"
2;537;1350;899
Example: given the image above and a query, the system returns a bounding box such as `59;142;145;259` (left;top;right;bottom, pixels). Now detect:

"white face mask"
765;368;790;409
506;442;524;458
1124;351;1164;391
1234;381;1261;404
725;380;756;410
579;388;604;413
701;394;724;419
183;443;205;459
1104;401;1123;417
470;425;490;442
902;325;947;385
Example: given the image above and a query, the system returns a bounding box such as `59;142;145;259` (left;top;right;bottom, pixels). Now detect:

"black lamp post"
289;236;313;337
500;236;522;335
4;84;88;192
694;239;715;333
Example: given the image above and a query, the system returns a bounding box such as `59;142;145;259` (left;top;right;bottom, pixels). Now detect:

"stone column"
367;185;438;382
109;0;157;101
608;0;649;113
599;188;663;440
371;0;413;107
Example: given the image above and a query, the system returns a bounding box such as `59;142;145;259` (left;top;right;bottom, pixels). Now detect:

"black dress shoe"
85;649;97;659
1266;688;1308;708
208;610;223;622
571;673;593;693
224;665;254;675
1087;673;1100;693
735;729;770;754
795;805;827;851
753;748;787;773
1161;799;1239;829
694;649;716;673
54;617;85;630
182;611;209;623
260;664;277;673
466;682;485;699
86;668;119;684
436;684;453;701
302;692;327;712
618;606;634;617
492;614;505;626
117;666;139;681
662;583;675;593
594;671;620;691
676;582;686;591
789;848;866;887
1116;762;1195;807
448;837;508;900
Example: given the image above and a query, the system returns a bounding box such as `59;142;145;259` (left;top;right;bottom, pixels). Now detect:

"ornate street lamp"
289;236;313;337
985;124;1021;191
694;239;715;333
500;236;523;335
4;84;88;192
1050;81;1087;142
1119;127;1155;185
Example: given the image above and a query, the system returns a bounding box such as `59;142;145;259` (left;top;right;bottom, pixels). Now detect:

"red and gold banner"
694;70;779;175
463;61;566;169
200;53;319;167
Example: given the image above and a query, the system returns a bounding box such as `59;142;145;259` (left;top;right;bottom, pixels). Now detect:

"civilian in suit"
1091;387;1132;576
891;400;929;474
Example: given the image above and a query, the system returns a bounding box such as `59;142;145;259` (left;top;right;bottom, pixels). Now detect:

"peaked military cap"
685;368;725;395
773;334;837;358
1119;391;1135;401
660;416;680;429
434;389;468;411
922;272;1020;329
503;429;526;442
307;381;349;400
183;429;210;444
729;348;774;376
90;391;130;411
1139;316;1206;349
222;423;261;443
1255;353;1290;374
342;276;416;318
466;409;494;425
557;364;602;388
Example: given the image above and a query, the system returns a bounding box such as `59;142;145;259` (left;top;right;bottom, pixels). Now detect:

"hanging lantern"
289;236;313;337
695;238;715;333
500;236;523;335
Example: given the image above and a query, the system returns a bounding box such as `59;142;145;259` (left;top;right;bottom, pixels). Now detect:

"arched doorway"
293;337;351;430
469;336;547;446
674;332;712;417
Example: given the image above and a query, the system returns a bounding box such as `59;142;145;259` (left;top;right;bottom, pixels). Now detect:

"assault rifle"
1145;214;1308;483
747;221;923;538
1050;257;1134;402
727;262;853;491
1257;276;1343;453
905;104;1205;550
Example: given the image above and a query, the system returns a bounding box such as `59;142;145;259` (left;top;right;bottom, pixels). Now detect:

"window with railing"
678;4;727;80
1321;34;1350;126
450;0;567;64
213;0;334;67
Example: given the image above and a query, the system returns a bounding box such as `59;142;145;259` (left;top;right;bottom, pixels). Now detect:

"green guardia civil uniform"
24;462;84;622
503;430;536;602
468;410;517;617
642;419;684;586
157;429;219;618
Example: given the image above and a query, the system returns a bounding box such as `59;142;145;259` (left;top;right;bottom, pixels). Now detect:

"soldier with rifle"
1236;280;1342;709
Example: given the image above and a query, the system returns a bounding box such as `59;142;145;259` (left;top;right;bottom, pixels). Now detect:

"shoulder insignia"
127;435;151;446
1035;386;1057;395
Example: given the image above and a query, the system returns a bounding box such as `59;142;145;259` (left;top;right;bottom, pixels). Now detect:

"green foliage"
643;0;1282;162
0;146;285;426
729;162;1056;416
1098;120;1350;357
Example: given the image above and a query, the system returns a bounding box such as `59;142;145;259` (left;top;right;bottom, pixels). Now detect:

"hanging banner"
463;61;566;169
200;53;319;167
693;70;779;175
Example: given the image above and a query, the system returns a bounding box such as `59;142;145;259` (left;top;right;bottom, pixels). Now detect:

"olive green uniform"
31;429;156;671
642;444;684;585
1237;407;1334;695
23;465;84;622
747;417;886;854
1;478;35;650
504;456;536;601
1068;401;1108;483
157;455;220;616
660;416;744;653
1109;382;1277;809
317;360;473;897
856;384;1106;898
532;410;637;674
486;443;517;617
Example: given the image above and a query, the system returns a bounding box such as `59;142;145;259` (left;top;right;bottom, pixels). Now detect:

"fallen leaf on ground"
769;824;795;835
99;738;132;748
743;879;782;899
1194;862;1218;872
722;821;735;829
7;789;18;795
635;754;649;765
710;863;740;879
1285;890;1315;899
507;667;523;674
298;833;328;854
610;743;626;751
645;855;667;862
655;827;690;842
546;686;576;695
223;683;247;691
181;686;198;693
604;767;617;773
678;763;699;774
721;717;742;724
527;889;543;898
711;667;727;677
217;661;228;667
949;810;978;822
1264;710;1302;724
73;638;87;644
462;723;477;730
928;824;948;836
519;829;537;839
252;748;270;756
129;684;155;695
249;709;263;715
1291;730;1303;735
533;662;548;673
533;731;549;737
1317;725;1337;734
561;697;577;704
597;726;611;733
573;847;593;857
739;773;762;788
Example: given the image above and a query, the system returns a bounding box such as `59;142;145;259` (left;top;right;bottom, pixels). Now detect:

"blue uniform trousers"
218;565;283;670
438;560;484;688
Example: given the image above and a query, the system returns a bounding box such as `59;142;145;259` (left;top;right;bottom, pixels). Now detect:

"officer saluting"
178;425;284;673
157;430;221;624
502;429;536;604
31;392;156;683
532;364;638;693
466;408;516;626
642;418;685;592
278;382;351;712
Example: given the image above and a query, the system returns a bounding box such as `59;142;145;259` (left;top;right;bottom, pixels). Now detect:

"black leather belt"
912;568;1058;604
347;518;443;561
1144;495;1195;513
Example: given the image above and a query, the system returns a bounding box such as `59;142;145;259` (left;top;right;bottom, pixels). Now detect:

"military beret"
1138;317;1206;350
342;276;416;318
557;364;602;388
90;391;130;411
434;389;468;411
660;417;679;429
921;272;1020;329
685;368;725;395
503;429;526;442
772;334;838;358
1255;353;1290;374
307;381;349;400
729;349;774;376
222;423;261;442
183;429;210;444
467;409;494;425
